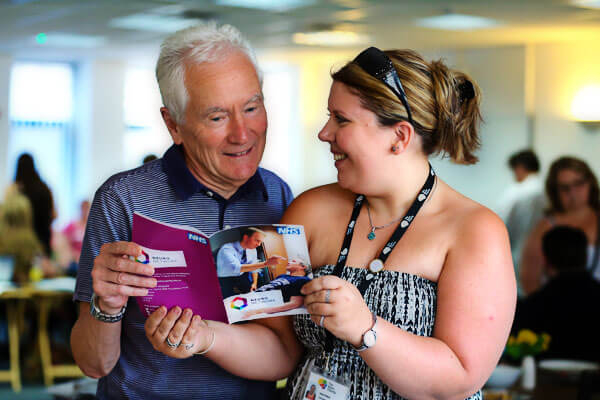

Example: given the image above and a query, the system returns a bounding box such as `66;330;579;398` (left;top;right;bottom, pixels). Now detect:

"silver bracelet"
195;330;216;355
90;293;126;323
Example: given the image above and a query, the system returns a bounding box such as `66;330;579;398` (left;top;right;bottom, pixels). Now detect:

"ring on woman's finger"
319;315;326;328
165;336;180;349
182;342;194;351
324;289;331;304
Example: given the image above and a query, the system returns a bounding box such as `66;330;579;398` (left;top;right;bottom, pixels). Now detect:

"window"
7;62;75;227
122;67;171;169
260;62;301;194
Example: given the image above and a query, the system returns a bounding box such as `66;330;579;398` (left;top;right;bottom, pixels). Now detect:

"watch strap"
90;293;127;323
353;312;377;352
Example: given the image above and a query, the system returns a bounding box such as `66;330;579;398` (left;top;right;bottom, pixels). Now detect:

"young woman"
145;47;516;400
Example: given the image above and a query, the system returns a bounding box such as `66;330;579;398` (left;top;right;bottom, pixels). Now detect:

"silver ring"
319;315;325;328
324;289;331;304
166;336;180;349
182;342;194;351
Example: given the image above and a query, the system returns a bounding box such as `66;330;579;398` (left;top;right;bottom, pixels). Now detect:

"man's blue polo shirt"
74;144;293;400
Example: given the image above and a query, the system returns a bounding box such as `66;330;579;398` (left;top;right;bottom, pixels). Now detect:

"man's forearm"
240;262;264;273
70;302;122;378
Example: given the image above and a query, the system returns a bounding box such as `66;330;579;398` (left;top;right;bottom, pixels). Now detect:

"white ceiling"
1;0;600;60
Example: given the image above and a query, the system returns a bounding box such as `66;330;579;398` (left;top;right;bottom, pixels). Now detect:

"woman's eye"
335;115;348;123
245;106;257;113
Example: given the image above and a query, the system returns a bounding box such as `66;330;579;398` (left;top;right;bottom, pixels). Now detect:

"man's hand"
145;306;213;358
264;255;285;267
91;241;157;314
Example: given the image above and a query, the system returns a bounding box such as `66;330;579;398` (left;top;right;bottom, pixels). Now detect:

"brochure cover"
132;212;312;324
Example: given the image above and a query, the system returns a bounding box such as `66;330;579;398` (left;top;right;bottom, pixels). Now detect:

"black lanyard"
323;164;436;353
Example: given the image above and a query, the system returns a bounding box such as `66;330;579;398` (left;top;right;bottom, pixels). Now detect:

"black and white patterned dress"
287;264;483;400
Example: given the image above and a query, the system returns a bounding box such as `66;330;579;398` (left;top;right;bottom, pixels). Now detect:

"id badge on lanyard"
303;363;351;400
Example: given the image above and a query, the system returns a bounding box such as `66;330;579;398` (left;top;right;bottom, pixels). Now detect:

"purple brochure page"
132;213;228;323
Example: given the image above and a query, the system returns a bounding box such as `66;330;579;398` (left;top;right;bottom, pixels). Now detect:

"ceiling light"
571;85;600;122
35;33;47;44
570;0;600;9
32;33;105;48
216;0;314;12
334;9;365;21
416;13;500;31
109;14;199;33
293;30;370;46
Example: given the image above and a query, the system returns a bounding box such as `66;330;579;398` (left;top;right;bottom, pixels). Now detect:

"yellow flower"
541;333;551;350
516;329;538;346
507;336;516;346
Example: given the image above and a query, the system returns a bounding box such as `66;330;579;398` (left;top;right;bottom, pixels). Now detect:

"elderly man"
70;23;294;399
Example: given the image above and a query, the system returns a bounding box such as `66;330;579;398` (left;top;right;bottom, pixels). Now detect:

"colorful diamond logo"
231;297;248;310
318;378;327;389
136;250;150;264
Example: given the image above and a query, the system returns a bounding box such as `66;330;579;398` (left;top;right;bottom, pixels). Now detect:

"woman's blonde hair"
332;49;482;164
0;184;34;229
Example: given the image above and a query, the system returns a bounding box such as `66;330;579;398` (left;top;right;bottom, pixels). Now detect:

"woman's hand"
144;306;213;358
302;275;373;347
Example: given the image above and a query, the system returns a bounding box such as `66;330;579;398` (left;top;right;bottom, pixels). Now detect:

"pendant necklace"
365;202;404;240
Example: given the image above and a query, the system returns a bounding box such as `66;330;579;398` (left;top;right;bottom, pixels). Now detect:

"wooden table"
0;286;31;392
0;280;84;392
33;289;84;386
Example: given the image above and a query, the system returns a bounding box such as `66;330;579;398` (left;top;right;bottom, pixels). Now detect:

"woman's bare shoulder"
280;183;354;225
439;181;508;240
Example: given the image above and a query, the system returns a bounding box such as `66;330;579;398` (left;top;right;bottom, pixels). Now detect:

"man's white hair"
156;21;262;124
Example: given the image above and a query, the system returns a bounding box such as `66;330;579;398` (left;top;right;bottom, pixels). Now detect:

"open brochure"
132;212;312;324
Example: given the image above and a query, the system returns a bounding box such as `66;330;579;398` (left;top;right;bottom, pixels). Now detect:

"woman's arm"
144;304;303;380
365;209;516;399
519;219;550;295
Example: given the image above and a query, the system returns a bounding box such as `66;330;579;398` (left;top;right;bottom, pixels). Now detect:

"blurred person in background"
142;154;158;164
512;226;600;362
14;153;55;256
59;200;90;276
496;149;545;296
0;184;43;284
520;156;600;295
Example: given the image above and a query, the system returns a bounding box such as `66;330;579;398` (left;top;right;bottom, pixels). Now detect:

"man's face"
512;165;529;183
165;51;267;194
242;232;263;249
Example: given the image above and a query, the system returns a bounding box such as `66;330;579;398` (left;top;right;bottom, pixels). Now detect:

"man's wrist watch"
90;293;127;323
353;312;378;352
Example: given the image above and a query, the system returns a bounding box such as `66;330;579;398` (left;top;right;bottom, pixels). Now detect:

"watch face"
363;330;376;347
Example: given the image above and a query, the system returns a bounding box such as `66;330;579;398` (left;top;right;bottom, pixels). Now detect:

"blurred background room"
0;0;599;399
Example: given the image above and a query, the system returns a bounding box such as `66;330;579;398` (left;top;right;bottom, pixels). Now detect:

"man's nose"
228;112;249;143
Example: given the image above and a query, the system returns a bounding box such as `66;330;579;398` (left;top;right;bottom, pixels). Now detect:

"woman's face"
318;81;396;193
556;168;590;212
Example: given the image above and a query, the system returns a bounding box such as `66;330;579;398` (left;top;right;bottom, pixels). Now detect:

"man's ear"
160;107;183;144
391;121;414;154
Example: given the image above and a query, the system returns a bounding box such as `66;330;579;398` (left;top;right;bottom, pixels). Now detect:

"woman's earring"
391;145;398;152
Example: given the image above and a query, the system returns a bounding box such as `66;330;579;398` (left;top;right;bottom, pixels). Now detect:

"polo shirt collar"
162;144;268;202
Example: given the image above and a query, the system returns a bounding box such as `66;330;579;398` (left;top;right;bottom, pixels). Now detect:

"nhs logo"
276;226;301;235
187;233;207;244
